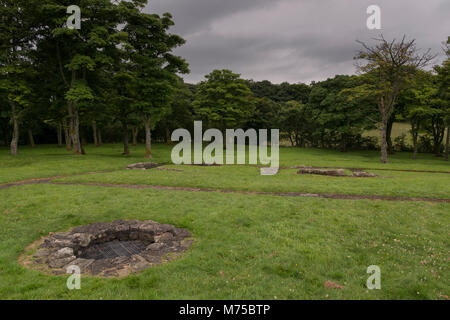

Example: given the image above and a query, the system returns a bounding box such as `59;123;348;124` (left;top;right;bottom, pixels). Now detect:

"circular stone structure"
26;220;193;277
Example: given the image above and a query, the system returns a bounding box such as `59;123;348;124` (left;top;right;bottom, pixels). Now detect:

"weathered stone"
34;248;51;258
352;171;377;178
138;223;157;241
155;224;176;234
41;238;75;249
126;163;162;170
48;255;76;268
140;251;163;264
70;258;95;272
146;243;167;251
27;219;192;278
72;233;92;247
72;222;110;234
174;228;191;239
129;232;140;240
297;168;349;177
52;232;72;240
53;247;74;259
155;232;174;243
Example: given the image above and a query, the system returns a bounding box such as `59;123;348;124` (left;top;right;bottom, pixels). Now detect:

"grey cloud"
147;0;450;84
146;0;276;34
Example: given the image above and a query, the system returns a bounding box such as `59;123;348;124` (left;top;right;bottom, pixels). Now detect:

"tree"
105;70;136;156
39;0;128;154
278;101;308;147
194;70;255;132
156;79;194;144
124;8;189;158
306;75;377;151
246;80;310;104
0;0;38;155
246;97;280;131
398;71;437;159
435;37;450;160
355;35;435;163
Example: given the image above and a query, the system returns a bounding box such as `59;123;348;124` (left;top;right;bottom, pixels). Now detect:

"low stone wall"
27;220;193;278
126;163;163;170
297;167;377;178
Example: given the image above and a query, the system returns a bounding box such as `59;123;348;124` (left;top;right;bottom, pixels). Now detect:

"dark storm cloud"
147;0;276;34
147;0;450;84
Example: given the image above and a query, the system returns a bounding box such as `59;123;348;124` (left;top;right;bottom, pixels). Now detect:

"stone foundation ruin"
23;220;193;278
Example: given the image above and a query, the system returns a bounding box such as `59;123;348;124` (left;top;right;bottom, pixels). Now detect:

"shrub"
394;134;412;152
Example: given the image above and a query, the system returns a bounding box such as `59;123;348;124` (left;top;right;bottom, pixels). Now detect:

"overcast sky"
146;0;450;84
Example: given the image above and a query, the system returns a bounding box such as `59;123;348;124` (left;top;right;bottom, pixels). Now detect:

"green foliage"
247;80;310;103
65;80;94;103
194;70;255;131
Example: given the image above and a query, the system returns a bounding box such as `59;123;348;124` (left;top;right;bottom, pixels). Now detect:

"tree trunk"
10;102;19;155
57;123;63;148
28;129;35;148
431;117;445;157
143;116;152;159
445;126;449;161
380;119;388;164
166;127;172;145
433;138;442;156
412;133;418;160
68;102;82;155
288;133;294;147
411;118;419;160
122;123;130;156
132;127;138;146
92;121;99;147
378;96;393;164
386;116;394;154
98;129;102;146
63;119;72;150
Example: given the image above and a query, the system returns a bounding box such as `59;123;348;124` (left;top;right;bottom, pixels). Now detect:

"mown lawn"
1;143;449;185
54;165;450;199
0;144;448;300
364;122;448;147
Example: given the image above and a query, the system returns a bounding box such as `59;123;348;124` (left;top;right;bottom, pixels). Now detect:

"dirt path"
45;181;450;203
282;166;450;174
1;169;449;203
0;170;118;190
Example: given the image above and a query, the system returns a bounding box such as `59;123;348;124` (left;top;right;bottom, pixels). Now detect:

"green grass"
0;144;449;300
0;143;449;185
364;122;448;146
364;122;412;142
0;184;448;299
0;144;173;184
53;165;450;199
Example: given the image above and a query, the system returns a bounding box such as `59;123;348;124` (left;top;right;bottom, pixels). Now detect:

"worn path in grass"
1;170;449;203
1;145;449;201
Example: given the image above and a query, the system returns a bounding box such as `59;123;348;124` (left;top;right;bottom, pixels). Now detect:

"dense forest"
1;1;449;162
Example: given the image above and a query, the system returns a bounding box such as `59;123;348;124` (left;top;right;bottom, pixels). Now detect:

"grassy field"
364;122;412;142
0;144;448;300
364;122;448;146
